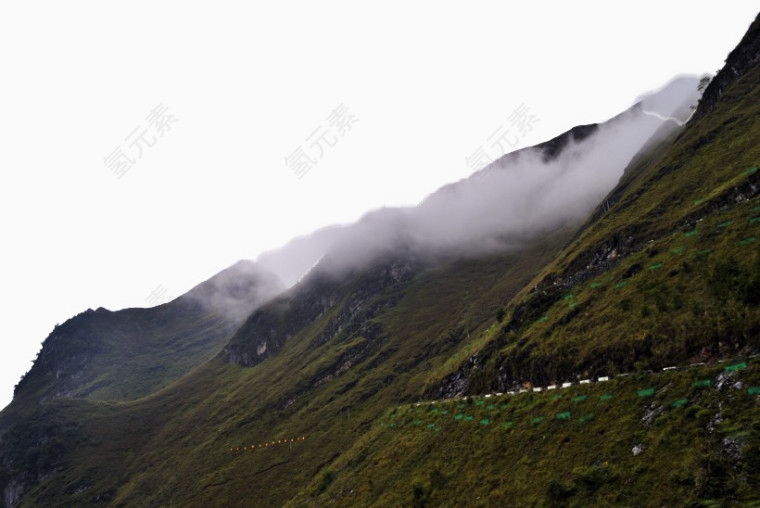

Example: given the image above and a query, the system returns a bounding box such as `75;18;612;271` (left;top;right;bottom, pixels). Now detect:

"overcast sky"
0;1;757;410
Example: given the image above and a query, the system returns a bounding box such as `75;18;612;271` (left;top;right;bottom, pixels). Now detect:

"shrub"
545;477;576;502
411;483;429;507
429;468;447;490
572;465;611;494
313;470;336;495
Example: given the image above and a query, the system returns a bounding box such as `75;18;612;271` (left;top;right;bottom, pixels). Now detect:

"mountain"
2;12;760;507
3;261;283;425
299;13;760;505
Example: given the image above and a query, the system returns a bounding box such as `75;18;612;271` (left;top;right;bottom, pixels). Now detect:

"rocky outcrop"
694;13;760;120
0;407;75;508
3;480;23;508
221;256;420;368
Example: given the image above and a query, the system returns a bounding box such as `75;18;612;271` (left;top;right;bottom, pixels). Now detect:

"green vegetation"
3;14;760;507
0;233;570;506
297;362;760;506
443;55;760;391
0;301;246;436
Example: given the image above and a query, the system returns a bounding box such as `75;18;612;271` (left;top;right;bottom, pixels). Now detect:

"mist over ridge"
257;75;703;287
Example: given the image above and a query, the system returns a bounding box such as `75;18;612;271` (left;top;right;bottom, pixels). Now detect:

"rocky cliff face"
0;403;81;508
220;255;420;368
695;12;760;120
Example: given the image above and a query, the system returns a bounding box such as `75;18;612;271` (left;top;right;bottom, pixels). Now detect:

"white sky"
0;2;757;410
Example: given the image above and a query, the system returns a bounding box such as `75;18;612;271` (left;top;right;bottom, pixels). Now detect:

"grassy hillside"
0;262;282;437
297;358;760;506
300;15;760;505
1;233;570;506
424;30;760;398
13;304;235;403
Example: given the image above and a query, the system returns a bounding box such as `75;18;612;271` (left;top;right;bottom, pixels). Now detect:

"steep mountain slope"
1;233;571;506
428;14;760;399
297;12;760;506
2;17;756;508
3;261;283;424
298;361;760;506
0;83;702;507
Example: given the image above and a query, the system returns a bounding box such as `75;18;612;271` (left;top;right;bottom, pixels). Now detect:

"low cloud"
258;76;703;287
182;260;286;321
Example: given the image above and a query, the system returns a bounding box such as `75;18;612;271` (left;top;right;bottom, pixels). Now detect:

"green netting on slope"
455;414;463;420
671;399;688;408
531;417;544;424
750;217;760;224
563;294;574;301
725;362;747;371
556;411;572;420
718;221;733;228
742;166;758;176
615;281;628;290
589;282;603;290
426;423;435;429
486;405;496;410
414;420;423;426
440;411;448;415
694;198;705;206
599;394;613;401
552;394;563;400
573;395;588;402
754;205;760;213
638;388;655;397
740;237;756;245
464;416;474;422
579;414;595;422
692;380;711;387
649;263;663;270
748;387;760;395
479;419;490;426
672;246;687;253
475;400;484;406
696;249;712;257
502;421;514;429
685;230;698;237
568;302;578;309
434;427;442;432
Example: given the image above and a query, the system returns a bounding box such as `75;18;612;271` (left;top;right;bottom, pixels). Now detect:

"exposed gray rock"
708;410;724;435
723;436;743;460
716;371;737;391
641;403;664;425
3;479;23;508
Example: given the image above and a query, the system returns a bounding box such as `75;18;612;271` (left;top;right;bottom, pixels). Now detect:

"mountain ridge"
5;261;284;418
2;13;760;506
